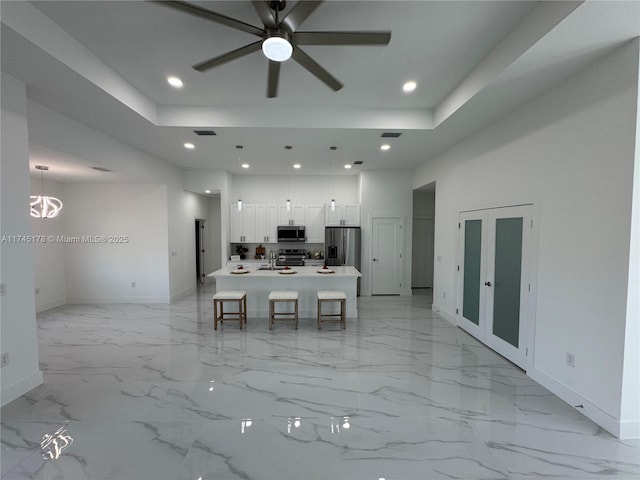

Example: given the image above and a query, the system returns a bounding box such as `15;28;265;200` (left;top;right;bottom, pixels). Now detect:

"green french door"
457;205;533;369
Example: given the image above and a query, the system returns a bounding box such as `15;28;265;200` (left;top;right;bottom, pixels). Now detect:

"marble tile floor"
1;288;639;480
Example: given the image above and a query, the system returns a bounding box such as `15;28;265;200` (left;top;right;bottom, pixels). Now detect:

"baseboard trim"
432;302;455;325
170;286;196;303
528;367;638;439
66;296;170;304
36;297;66;313
1;370;43;407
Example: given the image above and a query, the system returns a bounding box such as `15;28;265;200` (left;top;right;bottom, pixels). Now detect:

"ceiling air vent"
353;161;364;165
194;130;217;136
92;166;112;172
381;132;402;138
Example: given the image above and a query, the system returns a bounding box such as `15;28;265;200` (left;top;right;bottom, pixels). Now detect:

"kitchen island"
208;266;361;319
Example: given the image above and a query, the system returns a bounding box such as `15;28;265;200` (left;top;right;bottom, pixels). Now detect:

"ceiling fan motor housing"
268;1;287;12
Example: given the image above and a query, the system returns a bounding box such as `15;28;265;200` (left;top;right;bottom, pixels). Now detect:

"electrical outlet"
443;292;446;299
0;284;6;296
566;352;575;368
131;281;136;288
1;353;9;368
35;287;40;295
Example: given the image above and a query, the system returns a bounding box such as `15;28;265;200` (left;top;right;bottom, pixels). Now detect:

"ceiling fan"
155;0;391;98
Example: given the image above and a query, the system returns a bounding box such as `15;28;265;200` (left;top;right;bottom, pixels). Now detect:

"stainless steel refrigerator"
325;226;361;295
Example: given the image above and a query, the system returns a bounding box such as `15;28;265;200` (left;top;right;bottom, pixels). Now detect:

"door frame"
195;218;206;285
370;215;404;296
412;215;434;289
456;203;539;372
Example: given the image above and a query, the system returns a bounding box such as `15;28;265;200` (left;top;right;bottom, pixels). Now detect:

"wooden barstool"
317;291;346;330
213;290;247;330
269;291;299;330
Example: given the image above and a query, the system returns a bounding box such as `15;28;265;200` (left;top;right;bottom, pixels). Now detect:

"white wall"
206;195;222;276
1;73;43;405
26;101;202;301
412;189;435;288
230;174;359;205
30;178;66;312
413;41;639;437
620;44;640;438
62;183;170;303
168;189;211;300
183;168;232;265
360;170;414;296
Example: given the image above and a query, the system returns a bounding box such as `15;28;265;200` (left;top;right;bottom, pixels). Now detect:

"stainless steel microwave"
277;225;305;242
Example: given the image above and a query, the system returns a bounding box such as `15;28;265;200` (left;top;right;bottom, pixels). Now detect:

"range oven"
277;225;305;243
276;248;307;267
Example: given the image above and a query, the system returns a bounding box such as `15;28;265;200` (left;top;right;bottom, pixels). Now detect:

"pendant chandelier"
30;165;63;219
285;145;292;210
330;146;337;211
236;145;243;211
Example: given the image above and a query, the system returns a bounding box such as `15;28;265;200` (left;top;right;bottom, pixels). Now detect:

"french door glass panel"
492;217;523;348
462;219;482;325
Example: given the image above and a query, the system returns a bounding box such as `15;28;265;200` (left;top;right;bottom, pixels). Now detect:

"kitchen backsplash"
231;242;325;259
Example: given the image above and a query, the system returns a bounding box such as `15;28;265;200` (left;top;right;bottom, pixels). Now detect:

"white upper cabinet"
325;203;360;226
229;203;257;243
278;204;305;226
342;204;361;226
255;204;278;243
304;205;325;243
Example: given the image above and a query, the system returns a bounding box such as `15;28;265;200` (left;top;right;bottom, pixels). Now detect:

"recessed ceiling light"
402;80;417;93
293;163;301;169
344;164;352;169
167;76;183;88
380;144;391;151
205;189;211;194
184;142;195;149
241;163;250;169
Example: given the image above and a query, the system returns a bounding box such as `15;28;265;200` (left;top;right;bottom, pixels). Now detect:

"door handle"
484;281;492;287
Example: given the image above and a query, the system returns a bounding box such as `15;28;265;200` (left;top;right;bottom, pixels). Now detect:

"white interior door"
371;217;403;295
457;205;533;369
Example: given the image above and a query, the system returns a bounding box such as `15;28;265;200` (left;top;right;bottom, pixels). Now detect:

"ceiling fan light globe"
262;36;293;62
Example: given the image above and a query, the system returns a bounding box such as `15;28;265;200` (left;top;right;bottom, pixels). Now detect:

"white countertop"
208;265;361;278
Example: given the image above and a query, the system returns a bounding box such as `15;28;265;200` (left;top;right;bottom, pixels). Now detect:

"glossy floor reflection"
2;288;639;479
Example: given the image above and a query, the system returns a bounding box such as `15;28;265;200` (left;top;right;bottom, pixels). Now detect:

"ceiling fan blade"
267;61;281;98
251;1;277;28
155;1;264;37
294;31;391;46
281;1;323;32
291;47;343;92
193;41;262;72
